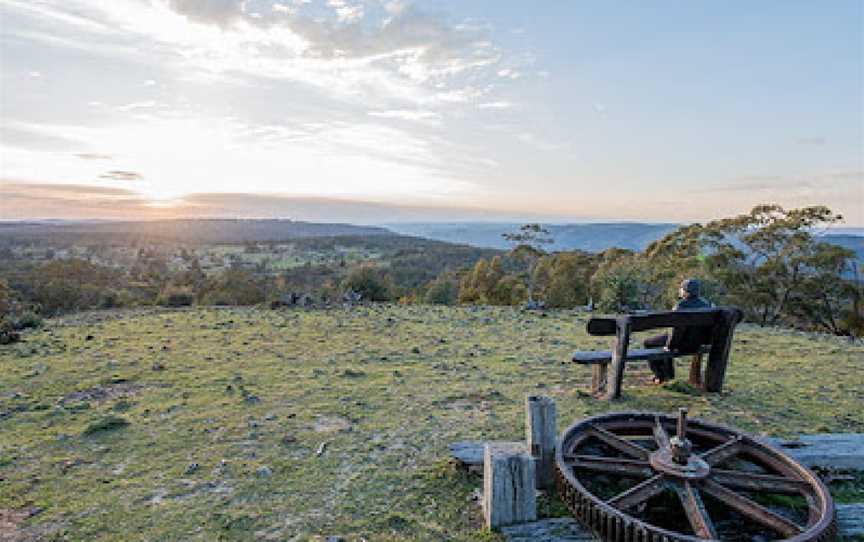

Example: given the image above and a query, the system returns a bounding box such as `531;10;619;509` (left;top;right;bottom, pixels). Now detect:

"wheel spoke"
711;469;811;495
589;424;651;460
607;474;667;511
673;481;718;539
701;479;803;537
563;454;654;477
700;436;743;466
653;417;671;450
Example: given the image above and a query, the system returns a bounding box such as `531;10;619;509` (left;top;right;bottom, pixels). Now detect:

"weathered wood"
606;319;631;400
590;363;607;394
450;440;521;468
688;353;703;386
573;346;710;365
453;433;864;471
526;395;556;490
500;518;595;541
763;433;864;471
500;506;864;542
838;503;864;535
704;309;736;392
483;442;536;529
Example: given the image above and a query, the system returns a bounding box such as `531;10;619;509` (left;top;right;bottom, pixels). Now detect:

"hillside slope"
1;306;862;541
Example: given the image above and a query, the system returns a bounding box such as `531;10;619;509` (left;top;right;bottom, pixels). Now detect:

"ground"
0;306;862;541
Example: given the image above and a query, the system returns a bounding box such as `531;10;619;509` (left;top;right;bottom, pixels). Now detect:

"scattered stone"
281;435;297;445
255;466;272;478
184;463;199;475
315;442;328;457
85;335;94;341
241;391;260;404
151;362;165;371
341;369;365;378
411;346;421;354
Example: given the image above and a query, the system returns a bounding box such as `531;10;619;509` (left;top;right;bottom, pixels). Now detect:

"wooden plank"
526;395;557;490
500;506;863;542
763;433;864;471
483;442;536;529
626;309;721;333
573;346;711;365
450;440;521;468
500;518;595;541
838;503;864;536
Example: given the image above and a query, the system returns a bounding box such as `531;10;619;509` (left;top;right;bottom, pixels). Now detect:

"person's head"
679;278;701;299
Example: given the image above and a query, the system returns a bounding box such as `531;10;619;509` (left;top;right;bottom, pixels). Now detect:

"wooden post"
483;443;537;529
525;395;556;490
705;310;735;392
606;318;631;400
591;364;608;395
688;353;703;386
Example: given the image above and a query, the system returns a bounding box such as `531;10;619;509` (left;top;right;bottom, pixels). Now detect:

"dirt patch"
313;416;353;433
0;508;41;542
61;382;142;405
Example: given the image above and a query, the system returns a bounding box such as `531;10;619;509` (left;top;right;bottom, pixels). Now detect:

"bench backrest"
586;308;743;351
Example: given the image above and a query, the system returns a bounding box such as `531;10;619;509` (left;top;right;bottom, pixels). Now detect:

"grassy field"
1;306;862;541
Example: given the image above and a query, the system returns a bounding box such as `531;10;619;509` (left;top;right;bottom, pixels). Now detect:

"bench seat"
572;345;711;365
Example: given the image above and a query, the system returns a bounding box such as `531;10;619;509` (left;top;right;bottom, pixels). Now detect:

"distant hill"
385;222;681;252
386;222;864;262
0;219;390;245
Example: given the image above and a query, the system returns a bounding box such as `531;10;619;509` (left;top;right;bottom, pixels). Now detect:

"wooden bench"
572;308;743;400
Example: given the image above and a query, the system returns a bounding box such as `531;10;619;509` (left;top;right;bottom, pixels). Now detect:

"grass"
0;305;862;541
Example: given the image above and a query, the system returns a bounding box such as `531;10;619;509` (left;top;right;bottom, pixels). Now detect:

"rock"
411;346;421;354
255;466;272;478
151;362;165;371
281;435;297;445
325;536;344;542
184;463;199;475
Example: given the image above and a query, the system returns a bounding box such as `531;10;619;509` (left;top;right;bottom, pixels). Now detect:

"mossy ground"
1;306;862;541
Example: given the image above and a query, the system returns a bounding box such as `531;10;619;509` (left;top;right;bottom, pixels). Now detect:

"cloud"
99;170;144;181
477;101;513;110
0;123;85;152
75;153;113;160
166;0;243;26
367;109;441;124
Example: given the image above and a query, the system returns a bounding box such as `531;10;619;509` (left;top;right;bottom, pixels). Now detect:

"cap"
680;278;701;297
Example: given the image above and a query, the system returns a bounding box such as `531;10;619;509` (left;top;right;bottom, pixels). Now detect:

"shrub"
199;269;266;306
342;264;391;302
157;286;195;307
12;311;42;331
424;279;457;305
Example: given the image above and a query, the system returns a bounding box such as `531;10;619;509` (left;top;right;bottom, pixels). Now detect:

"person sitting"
643;278;712;383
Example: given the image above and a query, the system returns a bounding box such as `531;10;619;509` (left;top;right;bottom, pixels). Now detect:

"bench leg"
591;364;608;395
689;354;703;387
605;321;631;400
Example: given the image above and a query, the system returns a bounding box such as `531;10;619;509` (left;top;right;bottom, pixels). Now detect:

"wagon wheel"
555;409;837;541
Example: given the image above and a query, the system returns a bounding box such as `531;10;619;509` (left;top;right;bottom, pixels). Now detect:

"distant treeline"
0;218;390;246
1;205;861;337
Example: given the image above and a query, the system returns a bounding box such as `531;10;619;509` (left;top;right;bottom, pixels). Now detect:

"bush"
157;286;194;307
342;264;391;302
11;311;42;331
199;269;266;306
424;279;457;305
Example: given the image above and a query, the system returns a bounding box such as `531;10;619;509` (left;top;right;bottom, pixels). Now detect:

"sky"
0;0;862;225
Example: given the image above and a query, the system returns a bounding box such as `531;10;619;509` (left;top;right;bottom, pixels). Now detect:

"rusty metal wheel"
555;409;837;541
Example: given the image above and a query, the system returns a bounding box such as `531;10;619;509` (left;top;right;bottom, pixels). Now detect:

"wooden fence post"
525;395;556;490
483;443;537;529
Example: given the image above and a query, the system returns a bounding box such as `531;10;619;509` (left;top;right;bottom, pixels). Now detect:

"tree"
502;224;553;303
342;263;391;302
533;251;598;308
424;278;458;305
198;269;266;306
700;205;844;326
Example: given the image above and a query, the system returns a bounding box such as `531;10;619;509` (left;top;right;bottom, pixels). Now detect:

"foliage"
198;269;266;306
532;251;598;308
342;263;392;302
424;278;458;305
591;249;655;312
502;223;554;302
27;259;124;315
157;285;195;307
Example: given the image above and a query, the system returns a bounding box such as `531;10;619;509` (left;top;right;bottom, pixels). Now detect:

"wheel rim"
555;410;837;541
